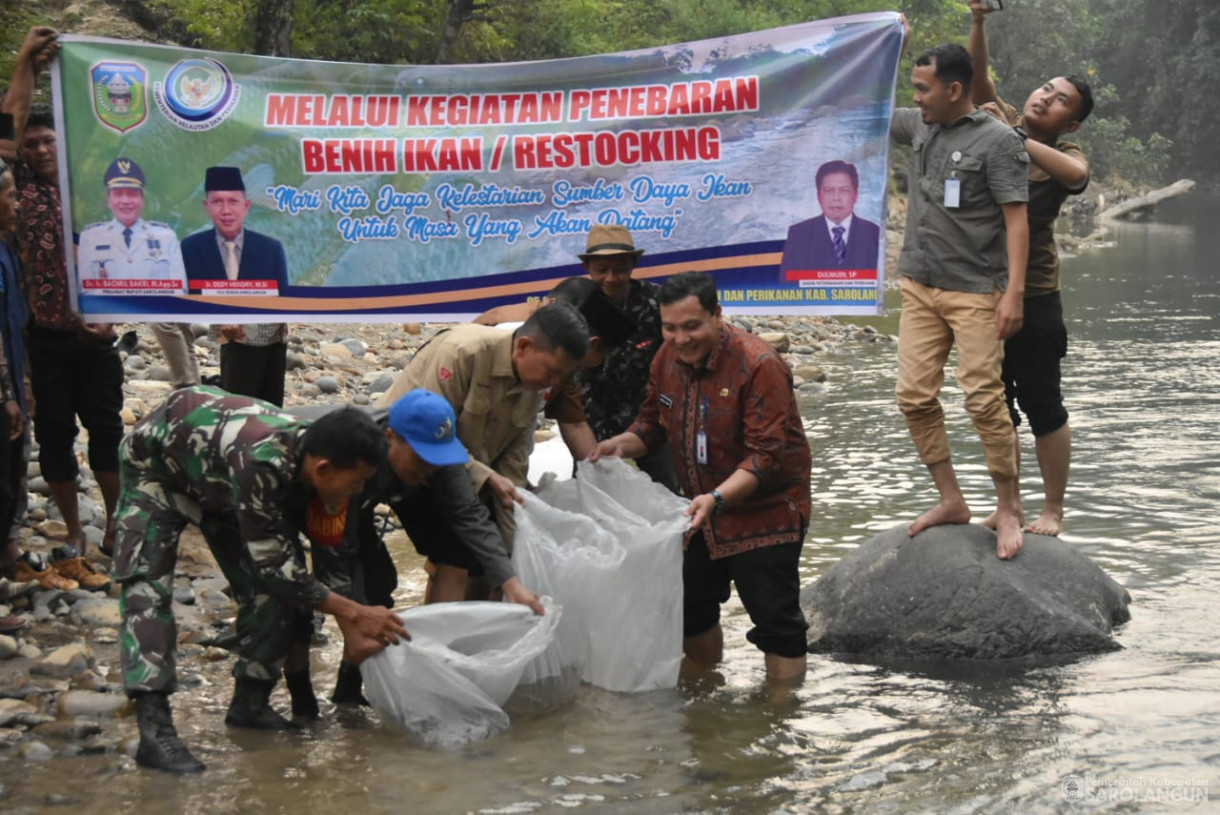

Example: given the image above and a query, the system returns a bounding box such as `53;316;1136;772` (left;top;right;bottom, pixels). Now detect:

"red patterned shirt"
13;158;78;332
630;322;812;559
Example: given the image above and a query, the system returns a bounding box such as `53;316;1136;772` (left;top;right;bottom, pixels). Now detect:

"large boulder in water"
802;524;1131;660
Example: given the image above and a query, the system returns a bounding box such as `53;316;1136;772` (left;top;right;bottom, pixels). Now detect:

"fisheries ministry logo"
1062;775;1084;800
90;62;148;133
153;57;240;131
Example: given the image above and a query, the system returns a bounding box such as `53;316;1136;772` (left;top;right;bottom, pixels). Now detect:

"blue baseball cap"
388;389;468;466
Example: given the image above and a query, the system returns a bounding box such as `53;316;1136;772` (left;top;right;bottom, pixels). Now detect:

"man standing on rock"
376;302;588;603
968;0;1092;536
890;42;1030;560
1;27;121;586
578;225;680;493
113;386;407;773
592;272;812;682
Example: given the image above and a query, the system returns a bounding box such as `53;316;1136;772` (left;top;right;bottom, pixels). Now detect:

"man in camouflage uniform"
577;225;680;492
114;385;407;774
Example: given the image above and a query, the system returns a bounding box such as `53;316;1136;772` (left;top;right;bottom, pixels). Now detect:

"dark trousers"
220;342;288;407
26;326;124;481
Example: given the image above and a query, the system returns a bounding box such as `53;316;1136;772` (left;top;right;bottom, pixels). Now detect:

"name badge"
944;177;961;208
659;393;673;409
696;430;708;464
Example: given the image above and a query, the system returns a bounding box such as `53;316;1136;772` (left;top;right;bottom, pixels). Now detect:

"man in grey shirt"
890;42;1030;560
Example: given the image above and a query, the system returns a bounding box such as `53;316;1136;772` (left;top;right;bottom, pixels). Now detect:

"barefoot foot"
1025;508;1063;537
994;511;1024;559
982;506;1024;531
908;500;972;537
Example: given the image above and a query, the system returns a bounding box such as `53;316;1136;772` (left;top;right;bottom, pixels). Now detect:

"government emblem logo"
153;57;240;132
90;62;148;133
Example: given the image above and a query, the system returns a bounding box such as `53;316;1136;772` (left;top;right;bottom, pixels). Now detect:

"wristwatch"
1013;125;1029;143
710;489;726;514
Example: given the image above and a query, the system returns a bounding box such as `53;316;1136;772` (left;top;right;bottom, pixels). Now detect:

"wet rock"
75;598;122;627
32;643;93;679
198;588;235;611
0;699;53;727
21;739;54;760
793;365;826;383
0;635;17;659
0;728;23;747
757;331;790;353
58;690;130;718
33;718;105;741
839;770;888;791
802;524;1132;660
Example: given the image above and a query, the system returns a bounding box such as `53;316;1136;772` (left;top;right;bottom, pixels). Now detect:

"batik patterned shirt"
630;323;812;559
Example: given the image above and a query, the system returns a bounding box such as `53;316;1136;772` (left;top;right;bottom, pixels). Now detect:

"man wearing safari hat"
77;157;185;288
184;165;291;405
578;224;679;492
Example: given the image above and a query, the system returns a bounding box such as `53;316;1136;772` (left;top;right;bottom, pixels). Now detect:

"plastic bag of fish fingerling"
362;599;560;748
516;457;687;694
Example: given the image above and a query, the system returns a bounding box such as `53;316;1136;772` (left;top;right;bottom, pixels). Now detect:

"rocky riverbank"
0;313;892;777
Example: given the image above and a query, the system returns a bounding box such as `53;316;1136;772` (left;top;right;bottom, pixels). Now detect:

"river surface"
4;196;1218;812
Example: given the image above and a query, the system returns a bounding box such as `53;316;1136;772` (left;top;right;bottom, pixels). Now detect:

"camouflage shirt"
580;278;663;439
124;386;328;607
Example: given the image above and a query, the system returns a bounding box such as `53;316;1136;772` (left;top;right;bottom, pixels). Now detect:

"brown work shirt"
999;96;1090;296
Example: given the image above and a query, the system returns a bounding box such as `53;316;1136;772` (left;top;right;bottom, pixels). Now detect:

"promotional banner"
53;13;904;321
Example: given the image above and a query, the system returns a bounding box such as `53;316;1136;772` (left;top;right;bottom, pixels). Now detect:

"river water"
4;196;1218;812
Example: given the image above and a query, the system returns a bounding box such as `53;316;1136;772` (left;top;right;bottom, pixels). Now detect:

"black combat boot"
284;669;320;722
134;692;206;774
224;678;297;730
330;661;369;707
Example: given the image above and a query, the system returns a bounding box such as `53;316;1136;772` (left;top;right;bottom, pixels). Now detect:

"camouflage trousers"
113;458;301;695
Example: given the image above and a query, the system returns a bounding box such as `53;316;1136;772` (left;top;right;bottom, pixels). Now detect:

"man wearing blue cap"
285;388;544;709
184;165;290;405
77;157;186;290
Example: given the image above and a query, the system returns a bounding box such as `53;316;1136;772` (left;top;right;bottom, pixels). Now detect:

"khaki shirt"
891;108;1030;293
378;325;539;493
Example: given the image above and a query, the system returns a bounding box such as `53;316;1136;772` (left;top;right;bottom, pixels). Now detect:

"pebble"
316;376;341;394
58;690;131;718
32;643;92;679
20;739;54;760
0;635;17;659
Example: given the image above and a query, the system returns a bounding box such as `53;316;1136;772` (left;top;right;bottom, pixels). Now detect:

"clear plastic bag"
514;457;687;693
362;599;560;748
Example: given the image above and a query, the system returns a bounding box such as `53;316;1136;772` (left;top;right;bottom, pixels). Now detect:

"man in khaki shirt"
377;302;588;601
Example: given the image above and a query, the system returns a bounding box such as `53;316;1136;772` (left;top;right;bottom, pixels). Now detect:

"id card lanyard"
945;150;963;208
696;395;709;465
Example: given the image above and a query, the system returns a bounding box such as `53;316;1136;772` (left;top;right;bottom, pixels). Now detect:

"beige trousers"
151;323;200;388
896;277;1017;478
